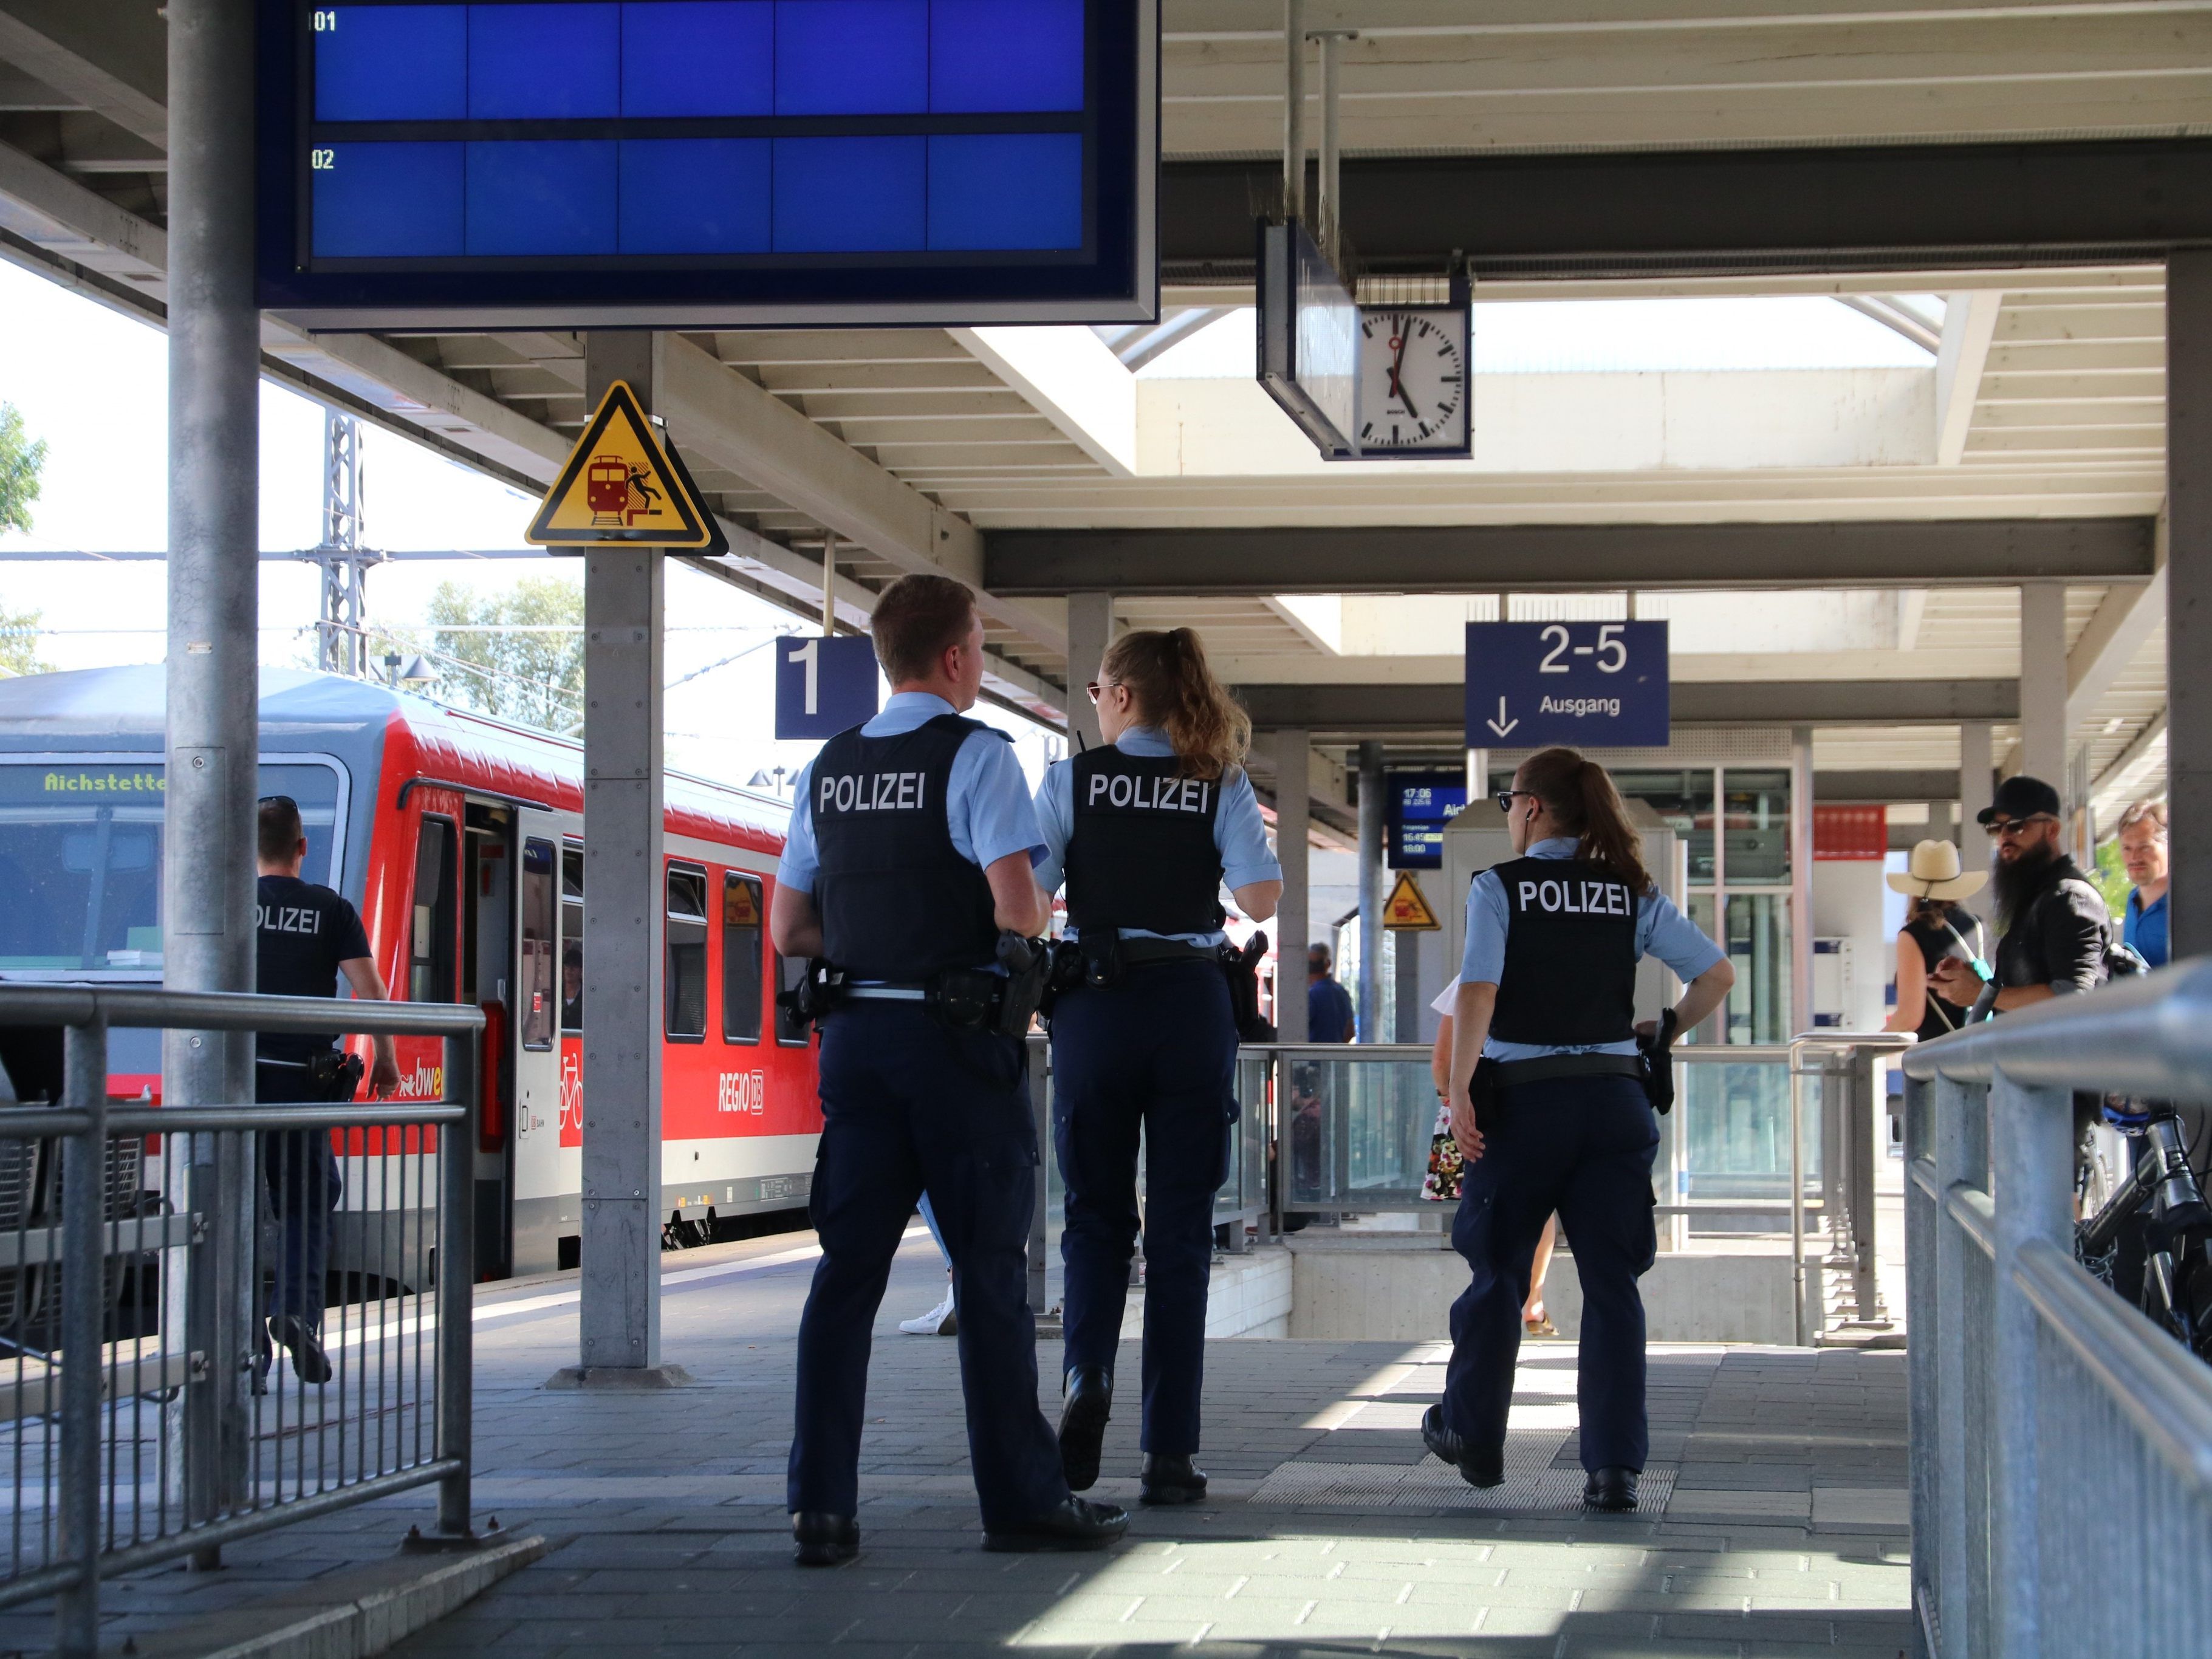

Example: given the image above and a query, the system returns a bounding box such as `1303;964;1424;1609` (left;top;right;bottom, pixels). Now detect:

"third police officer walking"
1431;747;1734;1511
771;573;1126;1566
1035;629;1282;1505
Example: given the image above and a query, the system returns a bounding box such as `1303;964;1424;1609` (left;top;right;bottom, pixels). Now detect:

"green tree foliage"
0;605;46;678
0;403;46;535
2087;835;2132;920
422;575;584;736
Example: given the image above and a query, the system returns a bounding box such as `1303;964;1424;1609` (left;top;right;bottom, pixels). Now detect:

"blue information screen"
258;0;1154;326
1464;621;1671;751
1388;773;1465;871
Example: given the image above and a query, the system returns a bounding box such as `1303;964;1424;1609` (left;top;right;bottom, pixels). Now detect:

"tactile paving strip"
1248;1437;1679;1514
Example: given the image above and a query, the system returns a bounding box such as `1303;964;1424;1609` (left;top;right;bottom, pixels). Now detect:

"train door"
459;804;517;1280
506;815;567;1277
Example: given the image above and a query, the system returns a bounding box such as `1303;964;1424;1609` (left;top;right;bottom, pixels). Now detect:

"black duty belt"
1493;1053;1646;1090
1118;938;1218;968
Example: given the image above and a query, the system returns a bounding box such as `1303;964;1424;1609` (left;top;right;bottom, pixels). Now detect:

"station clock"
1355;305;1471;457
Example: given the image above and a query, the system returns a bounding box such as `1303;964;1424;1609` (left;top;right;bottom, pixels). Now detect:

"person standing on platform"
1428;747;1734;1513
1307;944;1355;1042
771;574;1126;1567
1035;628;1282;1507
254;795;400;1387
1883;841;1988;1041
2118;800;2171;970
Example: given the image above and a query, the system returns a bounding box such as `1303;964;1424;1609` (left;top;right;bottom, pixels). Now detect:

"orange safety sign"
526;380;714;550
1383;871;1442;931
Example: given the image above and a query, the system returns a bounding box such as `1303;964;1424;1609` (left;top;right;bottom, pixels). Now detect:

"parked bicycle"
2075;1106;2212;1363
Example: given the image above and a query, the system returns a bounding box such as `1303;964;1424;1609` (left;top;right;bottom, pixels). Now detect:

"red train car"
0;666;821;1282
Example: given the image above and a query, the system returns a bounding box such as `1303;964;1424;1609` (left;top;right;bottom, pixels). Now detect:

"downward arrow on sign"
1486;697;1519;738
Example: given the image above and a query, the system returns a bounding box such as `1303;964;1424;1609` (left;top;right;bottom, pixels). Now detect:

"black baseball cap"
1976;775;2061;827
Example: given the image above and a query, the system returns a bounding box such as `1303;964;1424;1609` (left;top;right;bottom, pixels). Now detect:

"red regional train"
0;666;821;1282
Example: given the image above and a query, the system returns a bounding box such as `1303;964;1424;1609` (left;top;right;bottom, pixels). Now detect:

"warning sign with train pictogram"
1383;871;1442;931
526;380;714;550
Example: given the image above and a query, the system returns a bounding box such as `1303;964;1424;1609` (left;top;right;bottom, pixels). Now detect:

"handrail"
1903;956;2212;1100
0;983;486;1038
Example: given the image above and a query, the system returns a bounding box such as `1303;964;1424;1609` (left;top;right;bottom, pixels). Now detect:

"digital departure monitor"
257;0;1159;328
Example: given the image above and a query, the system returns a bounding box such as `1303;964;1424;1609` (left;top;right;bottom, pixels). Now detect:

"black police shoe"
269;1315;332;1386
1420;1404;1504;1489
792;1511;860;1566
1058;1366;1113;1492
982;1496;1129;1553
1583;1467;1639;1513
1138;1453;1207;1506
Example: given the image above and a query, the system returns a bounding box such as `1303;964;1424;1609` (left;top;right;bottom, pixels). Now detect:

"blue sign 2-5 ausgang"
775;635;881;741
1464;621;1670;750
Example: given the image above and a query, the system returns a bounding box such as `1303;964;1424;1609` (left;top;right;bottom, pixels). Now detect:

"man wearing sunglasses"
1930;775;2110;1017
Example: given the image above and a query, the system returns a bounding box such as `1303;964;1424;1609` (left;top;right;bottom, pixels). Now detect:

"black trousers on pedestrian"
1442;1073;1659;1473
255;1061;344;1331
1052;960;1238;1457
787;1002;1067;1530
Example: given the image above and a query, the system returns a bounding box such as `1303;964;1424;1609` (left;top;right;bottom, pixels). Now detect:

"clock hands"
1387;329;1422;419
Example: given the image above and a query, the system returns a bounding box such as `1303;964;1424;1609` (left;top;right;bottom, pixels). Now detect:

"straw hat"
1886;838;1988;902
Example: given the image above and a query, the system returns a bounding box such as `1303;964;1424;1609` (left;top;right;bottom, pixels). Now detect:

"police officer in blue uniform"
772;574;1129;1566
1428;747;1734;1512
1035;628;1282;1505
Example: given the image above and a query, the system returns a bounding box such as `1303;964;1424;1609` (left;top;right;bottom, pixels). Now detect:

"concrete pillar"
1393;931;1421;1041
2169;250;2212;959
1959;722;1995;923
567;333;682;1384
1355;741;1385;1040
1274;730;1310;1041
1066;592;1112;753
2018;581;2069;790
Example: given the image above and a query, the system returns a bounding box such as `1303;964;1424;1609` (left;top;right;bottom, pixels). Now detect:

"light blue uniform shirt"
1035;727;1282;949
777;692;1047;895
1460;836;1725;1061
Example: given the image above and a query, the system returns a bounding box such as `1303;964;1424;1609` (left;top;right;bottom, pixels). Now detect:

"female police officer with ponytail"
1034;628;1282;1506
1428;747;1734;1512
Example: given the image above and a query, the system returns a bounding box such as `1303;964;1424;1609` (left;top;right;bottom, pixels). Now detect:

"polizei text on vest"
820;771;928;813
1516;878;1635;916
1086;773;1215;812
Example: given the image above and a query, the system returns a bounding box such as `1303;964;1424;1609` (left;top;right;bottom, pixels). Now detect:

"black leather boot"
982;1496;1129;1553
1139;1452;1207;1506
791;1511;859;1566
1583;1467;1639;1512
1058;1366;1112;1492
1420;1404;1504;1489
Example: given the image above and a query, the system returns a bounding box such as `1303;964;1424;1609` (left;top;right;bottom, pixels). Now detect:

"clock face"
1356;307;1469;453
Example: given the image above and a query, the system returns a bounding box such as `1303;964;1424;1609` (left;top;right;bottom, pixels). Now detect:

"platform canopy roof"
0;0;2197;827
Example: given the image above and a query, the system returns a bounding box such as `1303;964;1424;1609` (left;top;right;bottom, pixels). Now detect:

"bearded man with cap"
1929;775;2109;1019
1883;840;1989;1041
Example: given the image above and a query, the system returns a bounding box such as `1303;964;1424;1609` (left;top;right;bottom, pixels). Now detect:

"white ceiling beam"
655;333;1067;657
1935;289;2004;465
0;3;165;147
2092;707;2166;803
0;135;162;281
2065;507;2169;731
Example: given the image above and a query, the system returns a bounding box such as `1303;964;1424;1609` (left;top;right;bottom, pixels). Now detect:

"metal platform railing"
1903;960;2212;1659
0;984;483;1659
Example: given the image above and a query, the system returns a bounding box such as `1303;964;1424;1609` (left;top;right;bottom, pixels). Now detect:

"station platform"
35;1230;1913;1658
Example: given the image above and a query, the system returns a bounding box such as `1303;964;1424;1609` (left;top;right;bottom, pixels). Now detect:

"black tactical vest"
812;714;1003;980
1065;747;1227;936
1487;856;1641;1047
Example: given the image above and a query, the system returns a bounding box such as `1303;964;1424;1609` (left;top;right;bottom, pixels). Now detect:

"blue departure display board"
1388;773;1465;871
256;0;1157;328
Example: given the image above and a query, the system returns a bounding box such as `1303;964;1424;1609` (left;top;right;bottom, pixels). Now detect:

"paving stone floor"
8;1230;1915;1657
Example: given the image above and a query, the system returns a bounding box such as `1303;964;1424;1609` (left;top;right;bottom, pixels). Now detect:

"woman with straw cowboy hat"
1883;839;1990;1042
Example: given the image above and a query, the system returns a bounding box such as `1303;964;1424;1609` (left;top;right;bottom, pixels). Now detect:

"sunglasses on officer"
1493;788;1538;813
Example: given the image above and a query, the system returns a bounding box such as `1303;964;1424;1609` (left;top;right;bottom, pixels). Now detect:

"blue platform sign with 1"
1464;621;1669;750
775;635;880;741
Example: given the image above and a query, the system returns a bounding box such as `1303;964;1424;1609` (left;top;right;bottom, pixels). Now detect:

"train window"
665;865;708;1042
775;953;810;1047
560;845;583;1034
518;840;555;1050
722;874;763;1045
409;818;458;1005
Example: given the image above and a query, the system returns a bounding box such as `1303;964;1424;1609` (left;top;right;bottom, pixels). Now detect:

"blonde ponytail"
1099;628;1251;782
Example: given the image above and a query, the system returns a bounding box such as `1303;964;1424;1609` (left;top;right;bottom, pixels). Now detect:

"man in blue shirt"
2118;799;2169;969
772;575;1126;1564
1307;944;1355;1042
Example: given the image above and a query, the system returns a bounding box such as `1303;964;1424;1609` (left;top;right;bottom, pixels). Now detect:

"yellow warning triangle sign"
526;380;713;549
1383;871;1442;931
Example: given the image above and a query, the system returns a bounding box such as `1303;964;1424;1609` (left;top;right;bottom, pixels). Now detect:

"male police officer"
255;795;399;1384
771;574;1128;1566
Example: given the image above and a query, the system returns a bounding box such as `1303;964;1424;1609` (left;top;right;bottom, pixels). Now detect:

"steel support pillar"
1273;730;1310;1042
1356;741;1384;1041
2169;251;2212;959
163;0;260;1558
2018;581;2069;789
1790;728;1814;1041
564;332;685;1386
1066;592;1112;753
1393;928;1421;1042
1958;721;1996;924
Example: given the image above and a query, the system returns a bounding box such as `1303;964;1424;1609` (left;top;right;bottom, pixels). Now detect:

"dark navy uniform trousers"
788;1001;1067;1530
255;1061;344;1330
1052;960;1238;1455
1442;1073;1660;1473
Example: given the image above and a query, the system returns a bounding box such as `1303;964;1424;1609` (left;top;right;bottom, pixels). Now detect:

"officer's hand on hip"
1450;1094;1485;1164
